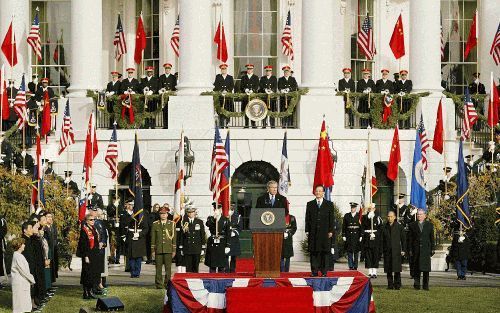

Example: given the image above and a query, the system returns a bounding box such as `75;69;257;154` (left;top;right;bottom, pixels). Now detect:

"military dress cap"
264;65;273;70
145;66;154;71
361;68;371;73
111;71;119;75
342;68;352;73
64;170;73;176
41;78;49;83
126;200;134;205
163;63;173;68
400;70;408;75
91;183;97;188
32;73;38;78
398;193;406;199
473;72;480;77
245;64;254;69
282;65;291;71
186;207;196;213
158;207;169;214
381;69;390;74
464;155;473;160
349;202;358;207
126;67;135;72
443;166;452;172
219;63;228;69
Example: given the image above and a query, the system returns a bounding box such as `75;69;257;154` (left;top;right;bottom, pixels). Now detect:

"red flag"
464;10;478;60
41;91;51;139
134;14;147;64
0;65;9;120
83;113;99;184
1;22;18;67
432;99;444;154
488;81;499;128
387;126;401;181
120;94;135;124
214;20;228;63
313;121;334;194
389;14;405;59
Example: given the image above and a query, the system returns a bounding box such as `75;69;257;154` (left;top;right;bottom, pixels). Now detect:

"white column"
301;0;339;95
68;0;103;97
409;0;442;93
123;0;136;73
0;0;29;84
176;0;213;95
479;0;500;93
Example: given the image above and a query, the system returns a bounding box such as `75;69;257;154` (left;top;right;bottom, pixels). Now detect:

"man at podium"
256;181;287;209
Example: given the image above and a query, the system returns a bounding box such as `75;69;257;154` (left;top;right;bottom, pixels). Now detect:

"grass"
0;286;497;312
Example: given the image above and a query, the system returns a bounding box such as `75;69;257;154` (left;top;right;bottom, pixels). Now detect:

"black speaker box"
95;297;125;311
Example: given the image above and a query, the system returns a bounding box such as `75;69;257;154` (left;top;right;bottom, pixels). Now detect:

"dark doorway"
372;162;394;219
111;162;152;213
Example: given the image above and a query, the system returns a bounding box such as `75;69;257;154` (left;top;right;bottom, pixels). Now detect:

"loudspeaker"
95;297;125;311
79;308;91;313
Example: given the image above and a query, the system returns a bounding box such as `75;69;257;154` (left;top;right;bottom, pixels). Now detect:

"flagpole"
490;71;495;172
36;111;40;208
10;15;14;81
396;167;400;220
442;97;448;196
66;144;70;198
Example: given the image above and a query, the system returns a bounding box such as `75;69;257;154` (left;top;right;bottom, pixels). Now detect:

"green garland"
339;92;430;129
203;89;308;118
87;91;174;129
444;91;488;122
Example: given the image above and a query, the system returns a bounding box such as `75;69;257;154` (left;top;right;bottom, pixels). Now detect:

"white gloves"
284;232;289;239
281;88;290;93
159;88;166;94
411;208;418;215
221;90;227;96
368;211;375;219
342;237;346;241
180;250;184;256
245;88;253;95
363;87;371;94
488;141;495;153
231;231;236;237
458;236;465;243
265;88;272;94
200;250;205;256
88;194;93;200
331;248;335;255
398;91;406;97
359;237;363;242
107;91;115;96
64;177;70;184
225;247;230;254
370;233;375;240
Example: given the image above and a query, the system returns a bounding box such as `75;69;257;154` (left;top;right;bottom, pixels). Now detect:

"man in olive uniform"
395;70;413;129
342;202;362;270
213;64;235;128
305;185;334;277
159;63;177;92
375;69;394;94
450;221;470;280
361;203;383;278
382;211;406;290
238;64;260;128
88;184;104;210
181;207;206;273
226;204;242;273
120;68;140;94
259;65;278;128
151;206;176;289
409;209;435;290
338;68;355;92
205;203;230;273
356;68;376;128
141;66;159;129
62;171;79;197
278;65;298;127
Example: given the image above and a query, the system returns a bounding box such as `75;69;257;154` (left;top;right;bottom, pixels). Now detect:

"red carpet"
235;257;254;274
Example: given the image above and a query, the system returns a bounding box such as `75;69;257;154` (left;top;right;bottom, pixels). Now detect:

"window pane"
248;0;262;11
262;0;277;12
262;34;276;56
234;11;248;34
234;35;248;56
262;12;275;34
248;34;262;55
248;12;262;33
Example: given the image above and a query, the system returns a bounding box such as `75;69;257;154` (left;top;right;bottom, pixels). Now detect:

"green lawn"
0;286;497;312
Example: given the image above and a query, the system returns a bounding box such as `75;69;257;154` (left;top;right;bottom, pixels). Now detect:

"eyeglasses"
87;219;95;221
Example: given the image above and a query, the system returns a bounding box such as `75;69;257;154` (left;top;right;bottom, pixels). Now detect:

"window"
136;0;160;76
441;0;477;94
30;1;71;95
234;0;278;78
350;0;375;82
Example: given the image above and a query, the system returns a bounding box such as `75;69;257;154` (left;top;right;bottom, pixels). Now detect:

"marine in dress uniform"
159;63;176;129
259;65;278;128
342;202;362;270
76;214;100;299
361;203;383;278
256;180;288;209
120;68;140;94
205;204;230;273
238;64;260;128
439;167;457;200
409;209;435;290
226;204;242;273
277;65;298;127
394;70;413;129
305;185;334;277
213;63;235;128
338;68;355;92
281;211;297;272
151;207;176;289
356;68;376;128
174;212;187;273
141;66;160;129
375;69;394;94
381;211;406;290
181;207;206;273
88;184;104;210
450;222;470;280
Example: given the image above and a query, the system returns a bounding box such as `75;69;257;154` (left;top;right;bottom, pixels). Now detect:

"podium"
249;208;286;277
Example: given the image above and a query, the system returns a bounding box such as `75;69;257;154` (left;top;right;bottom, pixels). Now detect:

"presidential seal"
260;211;275;226
245;98;268;122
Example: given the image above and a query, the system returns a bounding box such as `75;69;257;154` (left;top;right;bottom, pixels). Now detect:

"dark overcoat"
409;220;435;272
282;215;297;258
342;212;362;253
305;199;334;253
382;222;406;273
204;216;230;268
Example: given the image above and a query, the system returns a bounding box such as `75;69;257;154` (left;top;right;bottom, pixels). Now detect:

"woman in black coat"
281;213;297;272
77;214;101;299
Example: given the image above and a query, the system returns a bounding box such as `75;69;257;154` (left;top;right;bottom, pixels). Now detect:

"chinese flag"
0;65;9;120
1;22;18;67
387;126;401;181
464;10;477;60
389;14;405;59
488;81;499;128
83;113;99;184
313;120;334;194
214;20;228;63
134;14;147;65
41;91;52;140
432;99;444;154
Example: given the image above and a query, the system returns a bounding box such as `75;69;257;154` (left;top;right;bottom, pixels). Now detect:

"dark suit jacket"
394;80;413;93
305;199;334;252
375;79;395;94
106;81;121;94
338;78;355;92
468;82;486;94
141;76;159;94
213;74;234;92
35;86;55;102
120;78;140;94
259;75;278;92
159;73;177;91
356;79;376;93
256;193;287;209
239;74;260;92
278;76;298;92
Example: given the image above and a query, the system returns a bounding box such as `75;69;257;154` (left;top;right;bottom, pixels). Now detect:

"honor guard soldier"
181;207;206;273
106;71;121;96
395;70;413;129
151;206;176;289
120;68;140;94
213;63;235;128
256;180;288;209
259;65;278;128
205;203;230;273
3;79;17;131
63;171;79;196
439;167;457;200
342;202;362;270
174;210;187;273
281;207;297;272
356;68;376;128
119;201;134;268
376;69;394;94
381;211;406;290
278;65;298;127
338;68;355;92
126;211;149;278
226;204;242;273
141;66;159;128
238;64;260;128
159;63;177;92
450;221;470;280
468;72;486;94
35;78;55;102
28;74;40;94
482;130;500;170
409;209;435;290
361;203;383;278
88;184;104;210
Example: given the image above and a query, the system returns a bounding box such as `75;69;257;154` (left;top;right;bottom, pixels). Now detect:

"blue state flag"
456;140;472;228
129;133;144;223
410;130;427;211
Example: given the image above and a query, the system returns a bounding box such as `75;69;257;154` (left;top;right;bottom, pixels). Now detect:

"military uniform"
204;215;230;272
181;215;206;273
281;214;297;272
88;190;104;210
106;79;122;95
450;225;470;280
151;217;176;288
174;216;186;270
376;69;395;94
409;220;435;290
338;77;355;92
126;217;149;278
356;69;376;128
278;66;298;127
159;72;177;92
141;67;160;128
3;84;18;131
119;209;134;269
213;64;235;128
361;211;383;277
238;64;260;128
398;203;416;277
226;211;242;273
342;208;362;270
120;71;140;94
394;70;413;129
381;220;406;289
259;67;278;128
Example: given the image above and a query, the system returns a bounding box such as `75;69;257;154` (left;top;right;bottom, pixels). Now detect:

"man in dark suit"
409;209;435;290
356;68;376;128
338;68;355;92
259;65;278;128
468;72;486;94
106;71;121;95
382;211;406;290
278;65;298;127
239;64;260;128
305;185;334;277
159;63;177;92
213;63;235;128
120;68;140;94
256;180;287;209
376;69;394;94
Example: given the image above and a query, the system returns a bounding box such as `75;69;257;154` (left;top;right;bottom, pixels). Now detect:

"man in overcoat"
409;209;435;290
382;211;406;290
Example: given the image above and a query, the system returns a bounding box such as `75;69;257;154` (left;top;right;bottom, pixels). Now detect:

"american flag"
14;75;28;129
170;15;180;57
113;14;127;61
418;115;430;171
209;127;229;203
281;10;294;60
461;87;478;140
105;122;118;179
357;12;375;60
27;10;42;61
490;22;500;65
58;99;75;154
440;25;446;61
